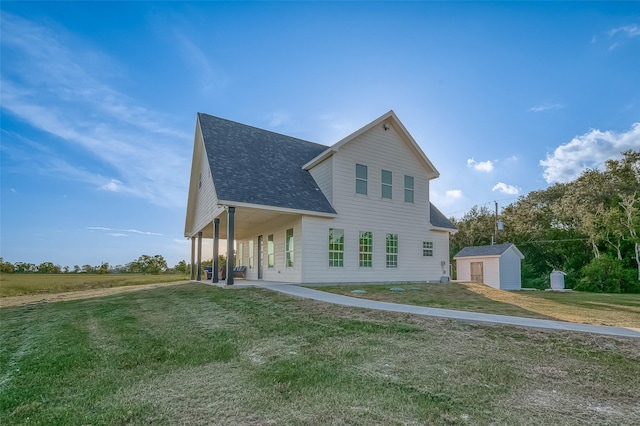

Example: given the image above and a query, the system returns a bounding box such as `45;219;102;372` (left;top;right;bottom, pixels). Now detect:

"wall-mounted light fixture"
383;122;390;131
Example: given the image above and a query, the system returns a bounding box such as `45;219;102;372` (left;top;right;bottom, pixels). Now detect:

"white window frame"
356;164;368;195
286;228;294;267
404;175;414;203
381;170;392;199
329;228;344;267
359;231;373;268
423;241;433;257
386;234;398;268
267;234;274;268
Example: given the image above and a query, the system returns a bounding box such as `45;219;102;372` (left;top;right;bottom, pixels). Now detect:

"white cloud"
540;122;640;183
607;24;640;50
0;13;190;208
86;227;162;236
467;158;494;172
101;179;124;192
172;30;227;95
528;103;563;112
446;189;463;199
492;182;520;195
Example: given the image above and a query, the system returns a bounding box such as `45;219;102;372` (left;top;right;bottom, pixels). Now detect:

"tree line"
0;255;192;275
450;150;640;293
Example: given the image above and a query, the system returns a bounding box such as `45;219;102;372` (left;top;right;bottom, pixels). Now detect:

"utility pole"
494;201;498;245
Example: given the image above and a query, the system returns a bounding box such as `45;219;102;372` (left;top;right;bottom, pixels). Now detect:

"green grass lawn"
312;282;640;329
1;283;639;425
0;273;190;297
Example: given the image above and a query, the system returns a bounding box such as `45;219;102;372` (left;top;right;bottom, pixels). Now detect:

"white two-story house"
184;110;457;284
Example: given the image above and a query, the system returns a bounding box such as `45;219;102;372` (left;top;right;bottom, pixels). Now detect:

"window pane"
356;164;368;179
249;240;254;269
329;228;344;267
286;229;294;267
404;188;414;203
382;184;392;199
381;170;392;184
267;234;274;268
386;234;398;268
359;231;373;267
356;179;368;195
423;241;433;256
404;175;414;189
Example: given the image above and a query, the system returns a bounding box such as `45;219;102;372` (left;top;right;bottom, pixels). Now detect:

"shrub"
576;255;631;293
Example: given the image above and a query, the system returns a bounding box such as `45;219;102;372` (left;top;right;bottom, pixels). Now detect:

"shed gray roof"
198;113;337;214
454;243;519;258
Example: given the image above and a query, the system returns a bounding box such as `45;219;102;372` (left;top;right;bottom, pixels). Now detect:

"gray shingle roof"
454;243;517;258
430;203;457;230
198;113;336;214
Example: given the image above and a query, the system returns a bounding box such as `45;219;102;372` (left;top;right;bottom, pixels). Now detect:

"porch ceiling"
198;206;305;240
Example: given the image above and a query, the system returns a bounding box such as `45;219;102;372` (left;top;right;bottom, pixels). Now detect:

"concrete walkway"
254;283;640;339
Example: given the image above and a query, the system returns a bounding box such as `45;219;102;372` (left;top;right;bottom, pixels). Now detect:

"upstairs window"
381;170;392;199
404;175;414;203
286;228;294;267
359;231;373;267
423;241;433;257
328;228;344;267
356;164;368;195
267;234;274;268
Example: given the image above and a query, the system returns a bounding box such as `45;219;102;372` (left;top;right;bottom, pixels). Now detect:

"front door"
257;235;263;279
470;262;483;283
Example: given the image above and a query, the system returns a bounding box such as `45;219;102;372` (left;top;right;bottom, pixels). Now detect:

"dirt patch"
0;281;191;308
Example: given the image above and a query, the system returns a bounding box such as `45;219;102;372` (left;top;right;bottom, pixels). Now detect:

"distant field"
312;282;640;329
0;273;190;297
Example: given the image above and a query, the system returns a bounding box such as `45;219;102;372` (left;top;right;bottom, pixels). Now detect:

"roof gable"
303;110;439;179
454;243;524;259
197;113;336;214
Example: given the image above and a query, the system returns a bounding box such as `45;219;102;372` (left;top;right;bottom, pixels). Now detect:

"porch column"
197;231;203;281
212;218;220;283
190;236;196;280
226;207;235;285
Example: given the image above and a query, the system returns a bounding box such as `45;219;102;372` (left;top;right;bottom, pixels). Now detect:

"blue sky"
1;2;639;268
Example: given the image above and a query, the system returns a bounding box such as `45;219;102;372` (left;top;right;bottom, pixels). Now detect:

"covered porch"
187;203;332;285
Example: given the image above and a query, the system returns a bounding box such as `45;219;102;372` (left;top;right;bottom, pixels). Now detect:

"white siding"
191;130;220;236
482;258;501;289
499;249;522;290
300;124;449;283
235;216;302;283
308;157;333;205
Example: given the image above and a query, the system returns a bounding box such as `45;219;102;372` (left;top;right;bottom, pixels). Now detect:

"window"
359;231;373;267
267;234;274;268
286;228;294;267
329;228;344;267
386;234;398;268
356;164;368;195
248;240;254;268
404;175;414;203
381;170;392;199
423;241;433;257
237;243;243;267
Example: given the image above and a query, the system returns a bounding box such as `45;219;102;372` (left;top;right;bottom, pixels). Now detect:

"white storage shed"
454;243;524;290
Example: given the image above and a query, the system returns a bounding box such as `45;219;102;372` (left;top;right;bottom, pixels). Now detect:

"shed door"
470;262;483;283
